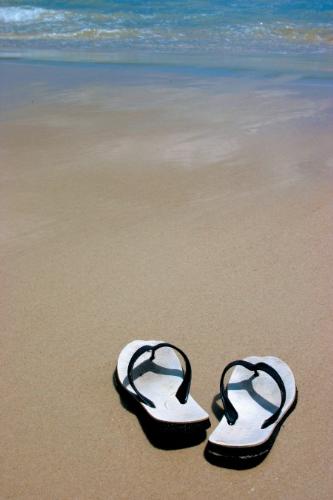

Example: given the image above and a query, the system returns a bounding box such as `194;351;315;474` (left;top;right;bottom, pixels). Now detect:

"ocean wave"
0;6;157;27
0;23;331;46
274;25;333;44
0;28;139;41
0;1;332;63
0;6;65;24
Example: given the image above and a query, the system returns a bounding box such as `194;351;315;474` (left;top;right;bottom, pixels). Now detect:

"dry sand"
1;74;333;499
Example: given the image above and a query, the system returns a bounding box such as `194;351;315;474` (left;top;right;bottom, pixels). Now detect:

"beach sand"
1;63;333;499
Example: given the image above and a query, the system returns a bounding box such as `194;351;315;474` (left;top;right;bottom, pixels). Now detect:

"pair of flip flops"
115;340;297;468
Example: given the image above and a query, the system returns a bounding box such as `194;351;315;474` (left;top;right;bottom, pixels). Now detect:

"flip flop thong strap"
220;360;287;429
127;343;192;408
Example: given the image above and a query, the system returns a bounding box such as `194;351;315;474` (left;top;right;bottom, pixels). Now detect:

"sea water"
0;1;332;74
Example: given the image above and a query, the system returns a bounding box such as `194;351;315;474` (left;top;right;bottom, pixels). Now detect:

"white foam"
0;6;64;24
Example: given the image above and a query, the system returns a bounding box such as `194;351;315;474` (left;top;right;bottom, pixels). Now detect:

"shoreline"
1;58;333;114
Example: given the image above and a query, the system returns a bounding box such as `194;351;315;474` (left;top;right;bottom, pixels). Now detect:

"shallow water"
0;1;332;74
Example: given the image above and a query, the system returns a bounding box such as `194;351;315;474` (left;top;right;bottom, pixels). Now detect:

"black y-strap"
220;360;286;429
127;343;192;408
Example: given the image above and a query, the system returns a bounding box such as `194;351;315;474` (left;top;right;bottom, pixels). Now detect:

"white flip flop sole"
207;356;297;464
116;340;210;430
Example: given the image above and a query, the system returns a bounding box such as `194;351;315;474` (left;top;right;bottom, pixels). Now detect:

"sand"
1;64;333;499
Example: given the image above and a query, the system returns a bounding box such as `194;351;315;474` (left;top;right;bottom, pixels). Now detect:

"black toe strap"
127;342;192;408
220;360;287;429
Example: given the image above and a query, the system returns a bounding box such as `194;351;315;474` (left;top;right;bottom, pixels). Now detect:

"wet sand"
1;63;333;499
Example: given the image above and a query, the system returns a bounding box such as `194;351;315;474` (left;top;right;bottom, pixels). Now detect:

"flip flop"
115;340;210;434
206;356;297;468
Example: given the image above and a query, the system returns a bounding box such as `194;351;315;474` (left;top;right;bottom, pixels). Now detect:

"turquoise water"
0;1;332;72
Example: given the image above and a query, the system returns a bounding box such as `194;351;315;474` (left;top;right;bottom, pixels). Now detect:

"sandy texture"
1;72;333;499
